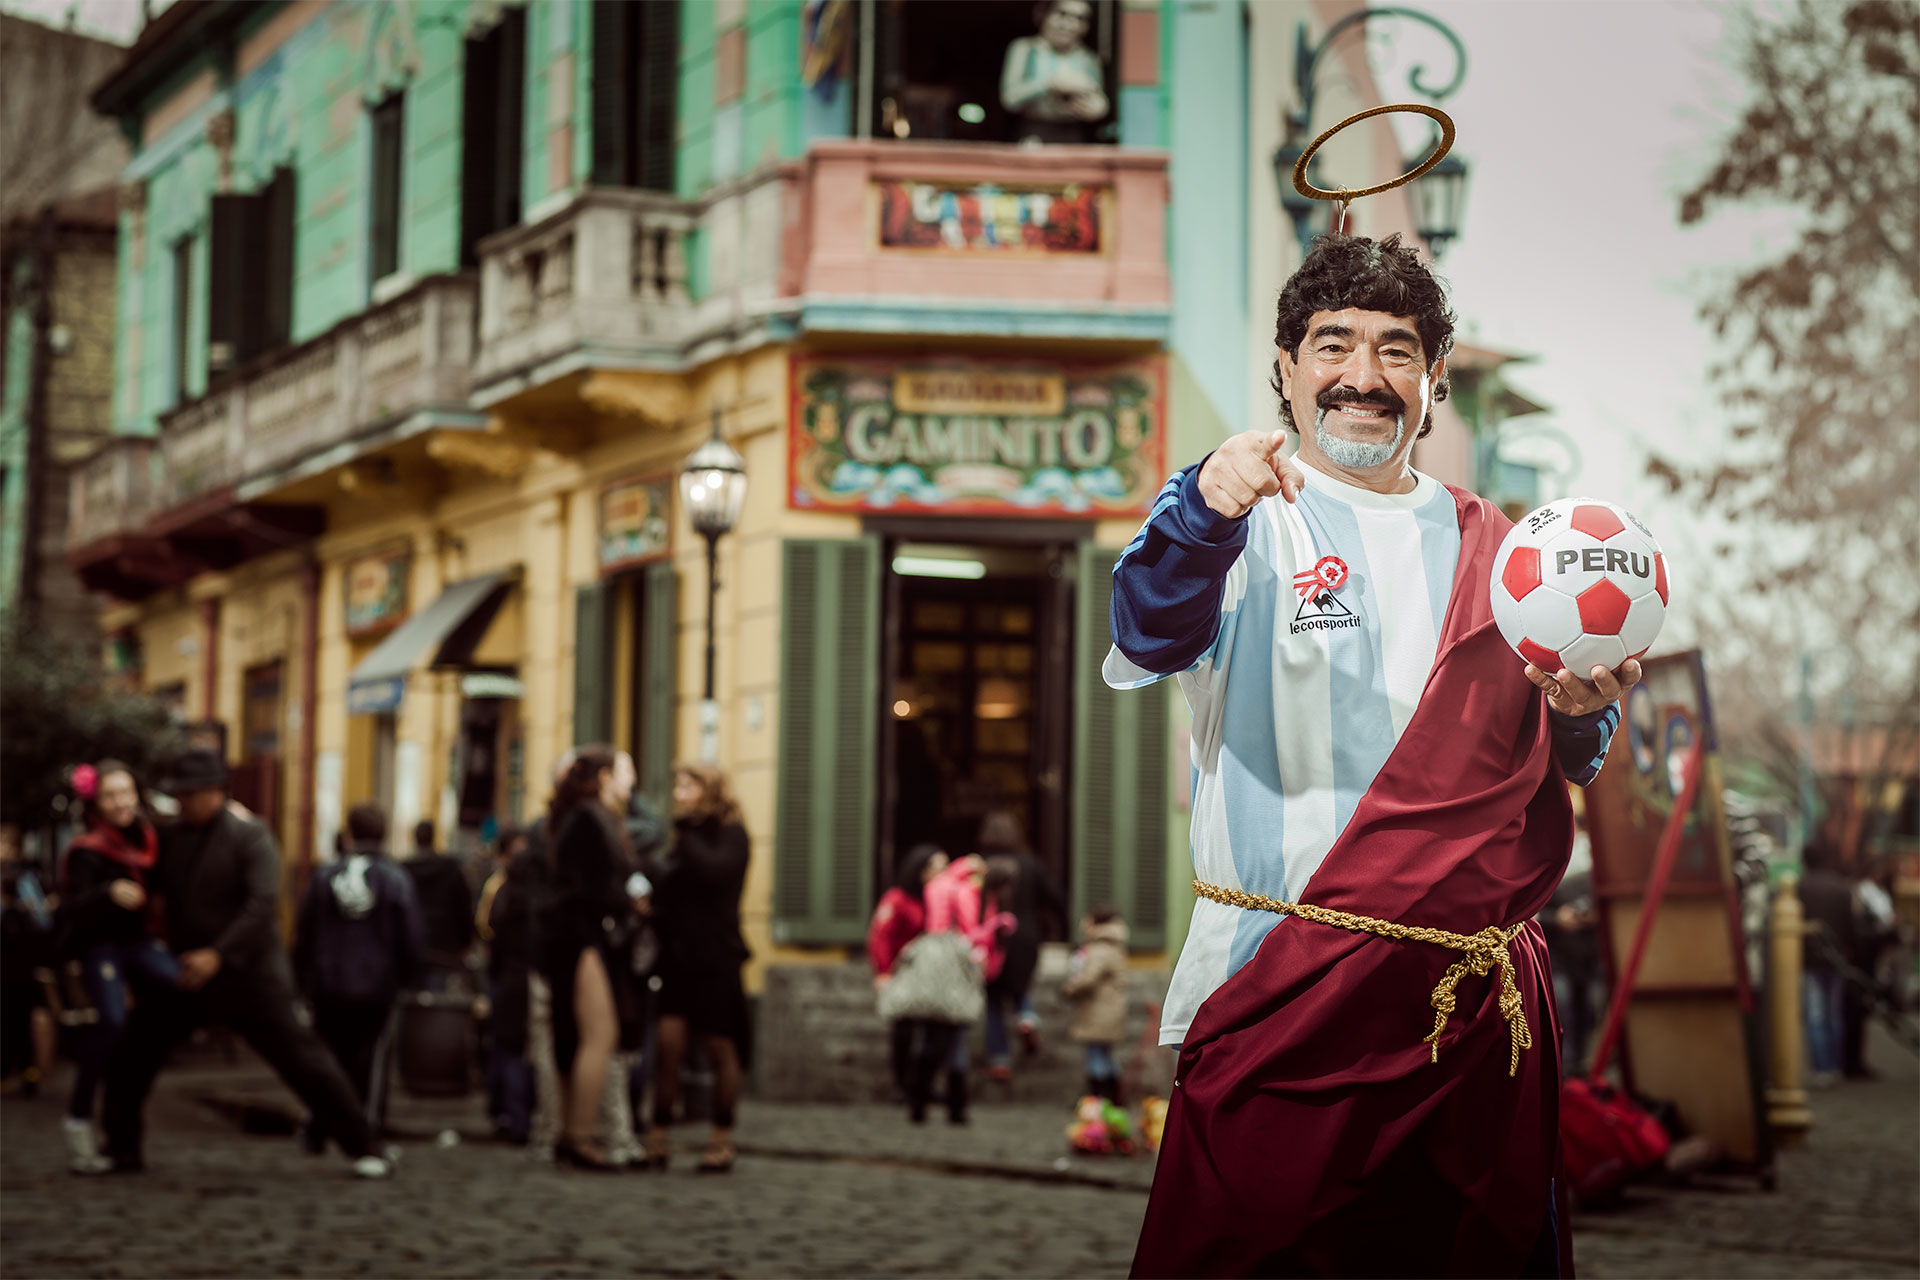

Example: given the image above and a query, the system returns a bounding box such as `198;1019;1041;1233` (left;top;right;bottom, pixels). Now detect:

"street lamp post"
679;406;748;764
1274;6;1470;259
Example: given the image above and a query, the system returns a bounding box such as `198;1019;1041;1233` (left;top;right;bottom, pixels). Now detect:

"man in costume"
1107;233;1635;1277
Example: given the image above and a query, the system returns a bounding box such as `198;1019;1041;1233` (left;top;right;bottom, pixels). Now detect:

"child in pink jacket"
924;856;1016;980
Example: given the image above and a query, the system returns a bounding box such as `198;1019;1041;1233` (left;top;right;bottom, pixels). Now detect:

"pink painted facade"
783;141;1171;309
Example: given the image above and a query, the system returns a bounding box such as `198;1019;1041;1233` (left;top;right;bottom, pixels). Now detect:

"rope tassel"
1192;882;1533;1077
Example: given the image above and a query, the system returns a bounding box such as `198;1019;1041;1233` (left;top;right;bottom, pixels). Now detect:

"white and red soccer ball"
1489;498;1668;677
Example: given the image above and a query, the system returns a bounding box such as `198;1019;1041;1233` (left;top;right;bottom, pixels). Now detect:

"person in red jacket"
868;844;948;1098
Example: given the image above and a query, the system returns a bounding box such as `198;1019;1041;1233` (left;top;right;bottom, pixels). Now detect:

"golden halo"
1292;103;1456;202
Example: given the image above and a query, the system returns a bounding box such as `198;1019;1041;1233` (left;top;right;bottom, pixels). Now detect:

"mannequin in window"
1000;0;1109;144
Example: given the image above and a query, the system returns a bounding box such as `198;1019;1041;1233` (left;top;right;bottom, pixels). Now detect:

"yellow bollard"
1766;868;1813;1144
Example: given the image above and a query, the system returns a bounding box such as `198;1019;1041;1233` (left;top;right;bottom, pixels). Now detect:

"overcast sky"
1;0;145;42
1374;1;1801;642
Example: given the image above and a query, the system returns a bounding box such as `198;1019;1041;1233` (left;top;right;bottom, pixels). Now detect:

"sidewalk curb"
184;1085;1158;1189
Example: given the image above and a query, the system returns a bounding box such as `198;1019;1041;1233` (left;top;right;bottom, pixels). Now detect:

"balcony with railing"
68;274;479;597
471;142;1172;402
474;189;701;395
69;436;155;550
787;141;1171;337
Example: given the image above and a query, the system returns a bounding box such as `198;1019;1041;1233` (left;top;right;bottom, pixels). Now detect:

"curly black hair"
1271;233;1456;440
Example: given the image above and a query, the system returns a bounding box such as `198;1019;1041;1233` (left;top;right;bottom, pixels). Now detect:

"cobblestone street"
3;1028;1914;1278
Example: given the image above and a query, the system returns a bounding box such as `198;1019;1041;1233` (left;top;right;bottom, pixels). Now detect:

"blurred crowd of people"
0;744;754;1179
1536;827;1911;1085
1797;843;1905;1085
864;811;1133;1125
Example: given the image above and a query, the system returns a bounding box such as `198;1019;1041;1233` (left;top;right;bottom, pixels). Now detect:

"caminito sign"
788;355;1166;517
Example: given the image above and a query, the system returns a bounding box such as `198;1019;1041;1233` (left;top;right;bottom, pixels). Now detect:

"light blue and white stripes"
1105;459;1461;1046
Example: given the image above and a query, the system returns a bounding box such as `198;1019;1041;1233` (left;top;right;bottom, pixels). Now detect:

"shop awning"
347;572;515;714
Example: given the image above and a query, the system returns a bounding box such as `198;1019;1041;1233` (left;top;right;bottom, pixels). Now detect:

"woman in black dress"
645;763;751;1173
537;746;641;1170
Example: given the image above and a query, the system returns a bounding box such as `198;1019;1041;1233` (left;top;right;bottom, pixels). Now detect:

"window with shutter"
207;193;260;377
590;0;633;186
590;0;678;192
1070;543;1168;951
493;11;526;230
773;537;881;945
369;93;405;285
638;559;680;810
573;581;613;746
170;235;195;404
636;0;679;193
262;167;296;351
461;11;526;265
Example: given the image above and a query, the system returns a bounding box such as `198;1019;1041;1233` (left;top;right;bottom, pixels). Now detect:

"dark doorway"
879;539;1075;935
456;690;522;839
867;0;1118;144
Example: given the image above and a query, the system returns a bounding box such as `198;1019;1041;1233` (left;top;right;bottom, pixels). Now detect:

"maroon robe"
1132;487;1573;1279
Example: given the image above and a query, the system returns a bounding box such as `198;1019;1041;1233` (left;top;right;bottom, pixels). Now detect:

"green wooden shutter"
369;93;405;283
573;581;613;746
207;191;261;375
774;537;880;945
1071;543;1168;951
492;10;527;231
636;0;679;193
638;559;679;810
460;21;497;264
589;0;632;186
262;167;296;352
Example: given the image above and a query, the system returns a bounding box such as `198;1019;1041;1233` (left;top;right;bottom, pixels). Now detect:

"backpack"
311;857;404;1004
1559;1077;1671;1204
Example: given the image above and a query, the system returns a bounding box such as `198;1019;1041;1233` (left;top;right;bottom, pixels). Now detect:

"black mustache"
1317;387;1405;414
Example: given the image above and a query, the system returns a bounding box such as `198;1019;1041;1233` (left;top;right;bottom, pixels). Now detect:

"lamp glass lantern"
680;413;749;762
679;428;748;540
1407;150;1470;258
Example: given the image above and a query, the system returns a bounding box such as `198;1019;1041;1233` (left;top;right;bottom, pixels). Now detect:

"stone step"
756;956;1173;1104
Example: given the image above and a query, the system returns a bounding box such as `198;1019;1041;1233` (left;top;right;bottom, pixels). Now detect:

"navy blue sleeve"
1110;459;1251;676
1550;703;1620;786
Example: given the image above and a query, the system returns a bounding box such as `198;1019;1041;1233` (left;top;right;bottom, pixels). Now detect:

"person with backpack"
868;843;950;1098
293;802;426;1148
885;854;1014;1125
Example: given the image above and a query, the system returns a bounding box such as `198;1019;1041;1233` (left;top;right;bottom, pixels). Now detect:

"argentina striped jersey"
1105;456;1614;1046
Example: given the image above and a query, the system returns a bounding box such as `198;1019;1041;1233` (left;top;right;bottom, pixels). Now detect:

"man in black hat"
93;748;395;1179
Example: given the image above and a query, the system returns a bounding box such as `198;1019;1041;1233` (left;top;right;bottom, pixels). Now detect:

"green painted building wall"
113;0;529;435
109;0;1181;437
0;270;35;618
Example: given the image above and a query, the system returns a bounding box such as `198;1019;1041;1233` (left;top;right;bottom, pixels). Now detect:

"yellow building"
73;0;1476;994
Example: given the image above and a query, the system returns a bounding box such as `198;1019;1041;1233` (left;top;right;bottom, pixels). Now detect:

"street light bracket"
1291;6;1468;138
1292;103;1456;203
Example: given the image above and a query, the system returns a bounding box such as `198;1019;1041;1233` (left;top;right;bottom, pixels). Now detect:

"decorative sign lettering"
875;178;1104;254
344;546;410;636
789;355;1165;517
600;474;673;572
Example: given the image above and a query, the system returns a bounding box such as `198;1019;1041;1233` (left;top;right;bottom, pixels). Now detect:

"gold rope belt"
1192;880;1533;1077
